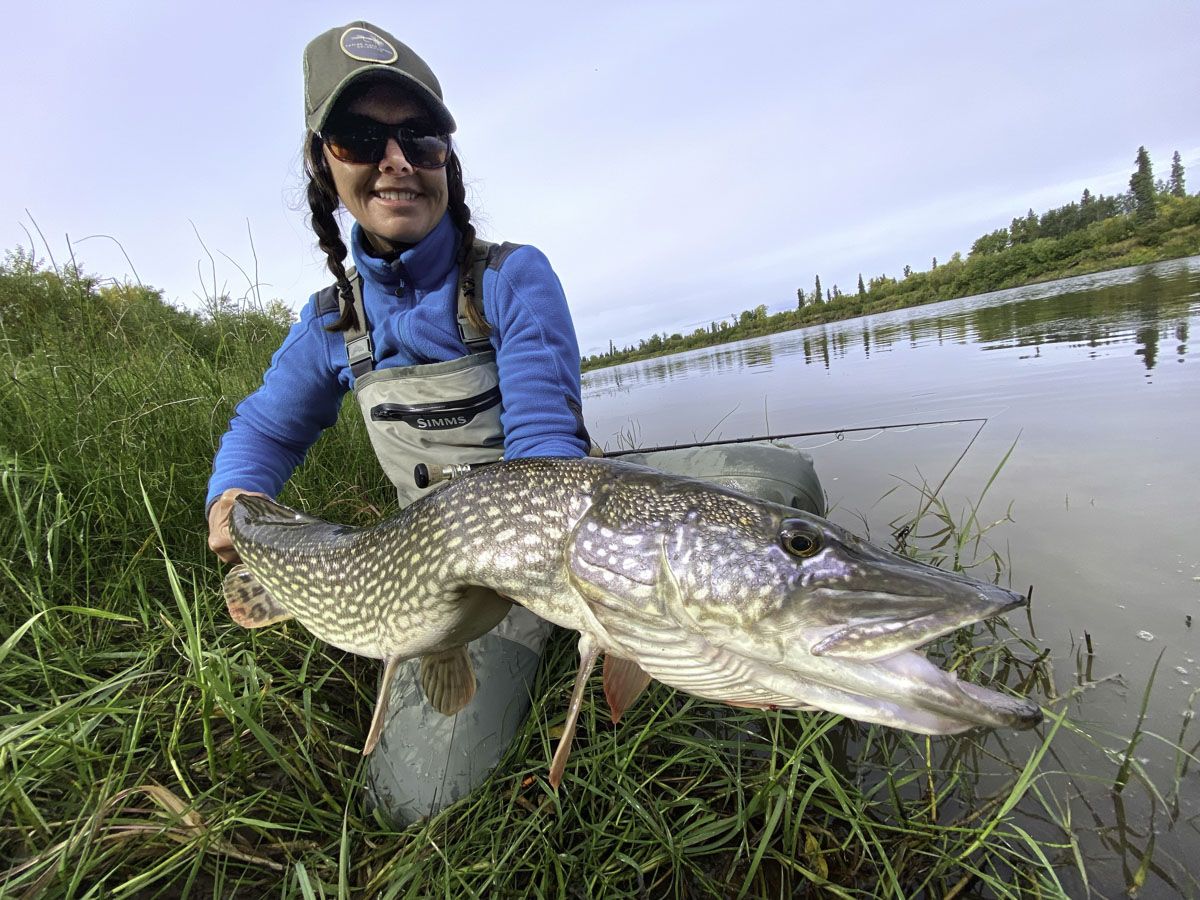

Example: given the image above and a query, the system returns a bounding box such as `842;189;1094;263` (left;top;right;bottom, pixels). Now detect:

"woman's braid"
304;134;358;332
446;151;490;335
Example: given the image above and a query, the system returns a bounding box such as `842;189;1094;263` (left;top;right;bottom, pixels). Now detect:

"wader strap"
456;239;495;352
456;240;526;353
341;267;374;378
316;267;374;379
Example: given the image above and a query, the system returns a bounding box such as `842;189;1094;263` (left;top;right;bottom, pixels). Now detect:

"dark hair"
303;134;485;334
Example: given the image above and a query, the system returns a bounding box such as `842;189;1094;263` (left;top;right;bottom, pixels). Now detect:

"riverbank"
583;193;1200;371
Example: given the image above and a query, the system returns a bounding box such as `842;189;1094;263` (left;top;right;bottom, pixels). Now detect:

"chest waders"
323;240;514;506
318;240;557;826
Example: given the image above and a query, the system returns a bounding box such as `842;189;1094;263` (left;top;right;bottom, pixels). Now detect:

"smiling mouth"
375;190;420;201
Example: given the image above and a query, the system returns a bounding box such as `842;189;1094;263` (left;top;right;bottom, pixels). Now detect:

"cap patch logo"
340;27;398;64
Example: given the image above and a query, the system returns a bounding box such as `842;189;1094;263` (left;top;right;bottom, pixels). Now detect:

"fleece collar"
349;212;459;291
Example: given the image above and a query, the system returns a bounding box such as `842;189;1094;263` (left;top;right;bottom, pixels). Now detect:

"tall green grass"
1;252;1195;897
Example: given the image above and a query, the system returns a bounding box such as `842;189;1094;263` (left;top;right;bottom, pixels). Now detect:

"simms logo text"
415;415;470;429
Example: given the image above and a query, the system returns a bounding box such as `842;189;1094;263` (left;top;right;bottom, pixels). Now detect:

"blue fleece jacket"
205;213;588;510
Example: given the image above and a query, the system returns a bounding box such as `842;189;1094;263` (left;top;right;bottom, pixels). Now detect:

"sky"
3;1;1198;355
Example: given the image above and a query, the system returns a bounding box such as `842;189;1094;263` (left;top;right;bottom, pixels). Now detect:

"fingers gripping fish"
223;457;1042;787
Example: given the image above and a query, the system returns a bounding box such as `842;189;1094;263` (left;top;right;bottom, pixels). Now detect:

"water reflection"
584;258;1200;398
1136;325;1159;369
586;338;786;395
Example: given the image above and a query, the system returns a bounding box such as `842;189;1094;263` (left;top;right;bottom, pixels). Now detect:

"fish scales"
225;456;1042;783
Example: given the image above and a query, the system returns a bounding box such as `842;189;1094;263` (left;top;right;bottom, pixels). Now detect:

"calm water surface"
583;256;1200;895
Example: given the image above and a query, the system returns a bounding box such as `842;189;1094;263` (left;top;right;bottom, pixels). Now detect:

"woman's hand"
207;488;270;564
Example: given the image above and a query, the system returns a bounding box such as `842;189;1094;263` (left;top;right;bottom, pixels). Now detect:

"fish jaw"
752;646;1042;733
796;575;1027;662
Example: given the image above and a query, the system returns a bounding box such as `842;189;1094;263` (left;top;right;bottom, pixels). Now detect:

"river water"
582;256;1200;896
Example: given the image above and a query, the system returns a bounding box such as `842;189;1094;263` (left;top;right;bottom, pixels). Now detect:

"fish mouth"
742;634;1043;735
703;559;1043;734
767;580;1042;734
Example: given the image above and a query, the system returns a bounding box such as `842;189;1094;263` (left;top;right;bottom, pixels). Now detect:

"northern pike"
223;457;1041;787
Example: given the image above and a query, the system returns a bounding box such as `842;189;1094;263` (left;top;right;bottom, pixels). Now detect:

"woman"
205;21;589;825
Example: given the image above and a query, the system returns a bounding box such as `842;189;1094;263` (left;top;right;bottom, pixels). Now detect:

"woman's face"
323;82;449;254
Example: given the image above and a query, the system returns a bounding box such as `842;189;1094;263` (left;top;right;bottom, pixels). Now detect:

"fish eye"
780;525;821;558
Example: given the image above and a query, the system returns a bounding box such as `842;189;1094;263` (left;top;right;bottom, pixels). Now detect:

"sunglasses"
320;116;452;169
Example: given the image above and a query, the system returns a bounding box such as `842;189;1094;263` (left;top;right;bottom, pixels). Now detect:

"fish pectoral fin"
549;637;601;790
602;654;652;724
363;655;404;756
419;646;477;716
222;565;294;628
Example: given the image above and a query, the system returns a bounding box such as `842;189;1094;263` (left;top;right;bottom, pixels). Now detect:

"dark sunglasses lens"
400;132;451;168
324;126;450;168
324;131;385;164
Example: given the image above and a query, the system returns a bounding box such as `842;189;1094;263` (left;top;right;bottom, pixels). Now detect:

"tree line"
583;147;1196;371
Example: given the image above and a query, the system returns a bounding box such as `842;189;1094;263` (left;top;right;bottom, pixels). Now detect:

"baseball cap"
303;22;456;134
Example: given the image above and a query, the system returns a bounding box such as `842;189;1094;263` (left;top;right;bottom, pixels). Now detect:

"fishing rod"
604;416;990;458
414;416;989;489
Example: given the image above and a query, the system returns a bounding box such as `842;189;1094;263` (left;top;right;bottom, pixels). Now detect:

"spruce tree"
814;274;822;303
1024;209;1040;240
1168;151;1187;198
796;287;806;308
1129;146;1158;223
857;273;866;296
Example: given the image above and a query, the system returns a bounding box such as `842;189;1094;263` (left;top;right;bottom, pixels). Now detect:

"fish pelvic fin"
363;655;404;755
223;565;294;628
602;654;652;724
549;636;601;790
419;646;477;716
